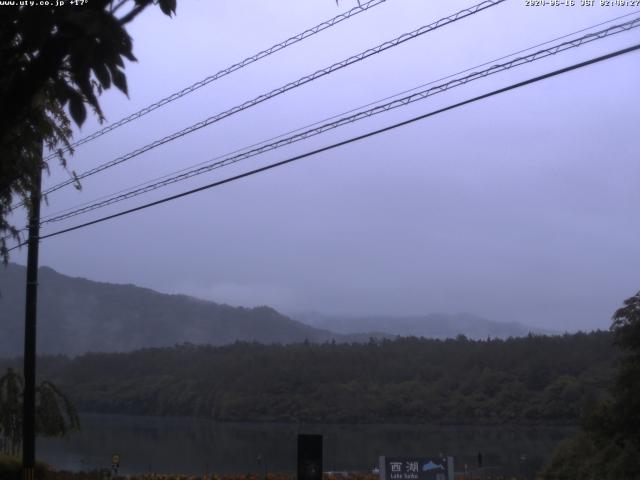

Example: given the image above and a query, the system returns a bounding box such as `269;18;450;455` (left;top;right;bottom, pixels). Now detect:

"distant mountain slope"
293;311;553;339
0;264;552;357
0;264;344;356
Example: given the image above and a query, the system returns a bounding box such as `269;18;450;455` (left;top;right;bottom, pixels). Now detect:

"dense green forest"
542;291;640;479
0;332;615;424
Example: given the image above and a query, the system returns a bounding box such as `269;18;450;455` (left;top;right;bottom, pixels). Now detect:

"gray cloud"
10;0;639;333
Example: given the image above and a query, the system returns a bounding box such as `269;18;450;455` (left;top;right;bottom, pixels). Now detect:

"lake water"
38;414;575;478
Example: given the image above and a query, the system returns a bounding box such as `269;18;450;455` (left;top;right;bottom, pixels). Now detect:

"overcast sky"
8;0;640;331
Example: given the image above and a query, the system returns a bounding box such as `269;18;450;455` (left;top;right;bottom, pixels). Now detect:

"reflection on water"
38;414;575;478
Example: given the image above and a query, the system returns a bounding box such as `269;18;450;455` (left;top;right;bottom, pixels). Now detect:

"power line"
9;42;639;252
5;0;389;212
37;16;640;226
43;0;392;161
6;11;639;239
38;9;640;224
36;0;505;199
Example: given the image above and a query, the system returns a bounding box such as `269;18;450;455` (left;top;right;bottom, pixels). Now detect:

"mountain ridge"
0;263;347;356
1;263;552;357
292;311;556;338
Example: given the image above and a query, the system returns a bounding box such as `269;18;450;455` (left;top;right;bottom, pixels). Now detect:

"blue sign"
379;456;453;480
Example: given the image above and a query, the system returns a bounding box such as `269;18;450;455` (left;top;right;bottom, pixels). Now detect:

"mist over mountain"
0;264;347;356
293;311;554;339
2;264;549;357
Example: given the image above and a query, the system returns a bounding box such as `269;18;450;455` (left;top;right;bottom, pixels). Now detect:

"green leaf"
111;67;128;95
71;170;82;191
158;0;177;16
93;62;111;89
54;80;75;107
122;49;137;62
68;92;86;126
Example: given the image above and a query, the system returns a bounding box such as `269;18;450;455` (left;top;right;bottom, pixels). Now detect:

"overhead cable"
38;17;640;226
38;9;640;223
44;0;392;161
9;42;639;252
37;0;505;198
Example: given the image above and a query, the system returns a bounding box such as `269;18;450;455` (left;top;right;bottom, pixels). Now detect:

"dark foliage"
0;369;80;455
1;332;615;425
542;291;640;480
0;454;48;480
0;0;177;262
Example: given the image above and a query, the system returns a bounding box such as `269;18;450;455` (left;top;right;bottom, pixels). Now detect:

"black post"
257;455;267;480
22;157;42;480
297;434;322;480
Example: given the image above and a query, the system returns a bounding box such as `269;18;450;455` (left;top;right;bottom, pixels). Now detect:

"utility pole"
22;147;42;480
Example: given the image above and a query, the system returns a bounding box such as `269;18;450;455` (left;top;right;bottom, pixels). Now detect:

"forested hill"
0;263;353;356
1;332;616;424
1;263;549;356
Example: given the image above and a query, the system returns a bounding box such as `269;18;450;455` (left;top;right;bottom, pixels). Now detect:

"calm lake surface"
38;414;575;478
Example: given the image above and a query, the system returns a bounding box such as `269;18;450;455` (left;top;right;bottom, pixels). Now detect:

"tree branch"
118;2;150;25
